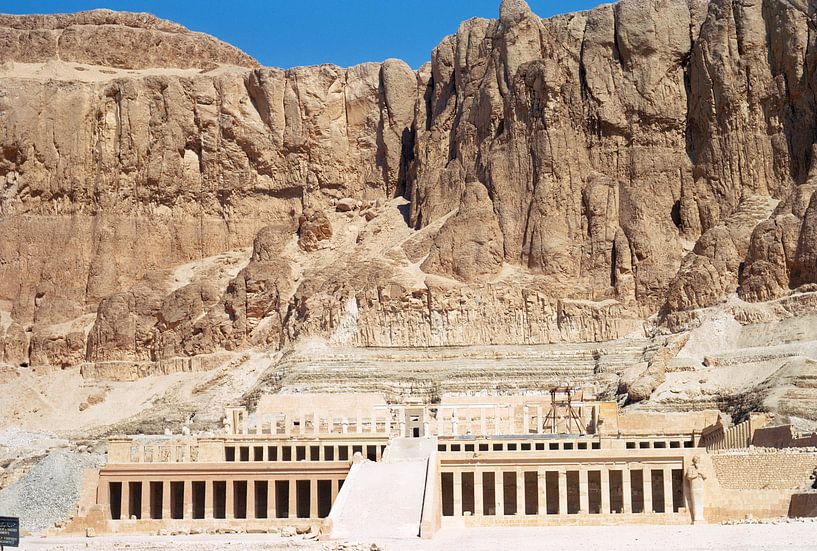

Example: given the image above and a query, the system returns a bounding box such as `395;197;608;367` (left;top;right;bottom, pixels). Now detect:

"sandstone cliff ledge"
0;1;816;385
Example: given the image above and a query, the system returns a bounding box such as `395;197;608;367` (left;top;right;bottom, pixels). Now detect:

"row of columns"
105;477;342;521
230;411;394;437
433;405;580;437
226;443;386;462
444;464;681;517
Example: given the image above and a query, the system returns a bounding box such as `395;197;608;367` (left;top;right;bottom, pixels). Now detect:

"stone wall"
711;451;817;490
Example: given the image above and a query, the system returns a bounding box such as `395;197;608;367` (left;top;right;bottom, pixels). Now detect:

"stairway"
328;438;435;540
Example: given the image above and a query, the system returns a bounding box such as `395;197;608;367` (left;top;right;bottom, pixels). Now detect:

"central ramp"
328;438;435;540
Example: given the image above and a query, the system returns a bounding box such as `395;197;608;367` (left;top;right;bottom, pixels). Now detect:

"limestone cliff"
1;1;817;373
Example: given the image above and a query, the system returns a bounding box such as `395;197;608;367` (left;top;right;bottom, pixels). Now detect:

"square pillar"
162;480;171;519
474;470;484;516
493;406;501;435
332;478;340;502
247;479;256;519
225;479;234;519
121;481;130;520
537;469;547;516
600;467;610;514
310;478;318;518
558;469;568;515
579;468;589;514
663;467;674;514
184;480;193;519
288;478;297;519
356;412;363;434
515;468;524;515
437;410;445;437
480;409;487;436
268;478;277;519
523;406;530;434
140;482;149;520
622;465;632;514
453;470;463;516
643;467;653;513
299;415;306;436
205;480;214;519
507;407;515;434
495;469;505;516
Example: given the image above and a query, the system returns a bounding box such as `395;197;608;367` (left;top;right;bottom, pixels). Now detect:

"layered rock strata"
1;1;816;377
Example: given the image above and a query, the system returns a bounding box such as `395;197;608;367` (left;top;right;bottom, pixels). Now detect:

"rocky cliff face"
1;1;816;372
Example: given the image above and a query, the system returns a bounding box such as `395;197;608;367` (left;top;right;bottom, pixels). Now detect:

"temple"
60;389;817;538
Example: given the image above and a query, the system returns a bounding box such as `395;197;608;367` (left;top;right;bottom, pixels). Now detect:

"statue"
686;455;707;524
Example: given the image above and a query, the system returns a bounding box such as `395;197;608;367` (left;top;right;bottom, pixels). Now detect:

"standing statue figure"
686;455;707;524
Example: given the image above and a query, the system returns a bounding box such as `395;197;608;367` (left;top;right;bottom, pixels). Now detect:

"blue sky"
5;1;608;68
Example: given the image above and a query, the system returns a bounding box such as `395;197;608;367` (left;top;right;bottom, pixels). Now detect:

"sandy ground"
19;523;817;551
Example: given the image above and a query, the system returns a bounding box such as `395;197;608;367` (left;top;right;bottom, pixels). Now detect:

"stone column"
288;479;297;519
507;406;515;434
299;415;306;436
205;480;214;519
225;480;234;519
255;418;263;435
453;470;463;516
331;479;340;502
452;410;460;436
480;408;487;436
643;467;653;513
310;479;318;518
515;468;524;515
162;480;171;519
268;479;277;519
247;479;256;519
600;467;610;514
140;482;149;520
538;469;547;516
285;416;293;436
99;479;111;520
495;470;505;516
184;480;193;519
384;412;391;435
121;481;131;519
474;470;484;516
493;406;501;435
579;467;589;514
399;420;407;438
342;417;349;434
558;469;568;515
663;467;674;513
622;466;632;514
423;421;430;437
356;411;363;434
437;409;445;437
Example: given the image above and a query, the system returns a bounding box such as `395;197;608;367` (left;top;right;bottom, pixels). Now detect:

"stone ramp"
328;438;433;540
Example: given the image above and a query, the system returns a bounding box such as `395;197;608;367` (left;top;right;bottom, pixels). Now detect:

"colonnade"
440;463;685;518
101;475;344;522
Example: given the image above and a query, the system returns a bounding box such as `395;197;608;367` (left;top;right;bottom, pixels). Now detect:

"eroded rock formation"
1;1;817;374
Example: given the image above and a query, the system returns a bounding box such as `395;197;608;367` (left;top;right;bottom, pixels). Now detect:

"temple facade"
60;391;817;538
